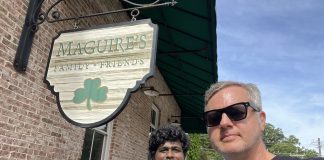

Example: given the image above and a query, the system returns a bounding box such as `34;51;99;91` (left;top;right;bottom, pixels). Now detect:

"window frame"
150;104;160;132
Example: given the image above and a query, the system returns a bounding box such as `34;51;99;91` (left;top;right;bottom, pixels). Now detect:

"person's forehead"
159;140;182;148
206;86;249;109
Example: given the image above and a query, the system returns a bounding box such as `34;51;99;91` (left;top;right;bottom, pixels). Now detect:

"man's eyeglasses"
203;102;260;127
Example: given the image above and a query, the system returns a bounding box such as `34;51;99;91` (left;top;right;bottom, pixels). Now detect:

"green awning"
124;0;217;133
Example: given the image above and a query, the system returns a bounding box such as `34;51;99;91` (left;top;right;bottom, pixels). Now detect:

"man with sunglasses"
203;81;300;160
148;124;190;160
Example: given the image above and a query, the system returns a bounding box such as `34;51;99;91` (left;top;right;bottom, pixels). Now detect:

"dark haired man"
148;125;190;160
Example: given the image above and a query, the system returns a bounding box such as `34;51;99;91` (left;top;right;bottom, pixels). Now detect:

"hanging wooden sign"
44;19;158;128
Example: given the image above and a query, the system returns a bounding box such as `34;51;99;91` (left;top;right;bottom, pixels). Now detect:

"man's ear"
259;111;266;131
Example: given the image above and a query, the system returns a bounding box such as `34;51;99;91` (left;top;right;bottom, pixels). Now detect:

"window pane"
81;129;104;160
150;126;155;132
151;110;156;124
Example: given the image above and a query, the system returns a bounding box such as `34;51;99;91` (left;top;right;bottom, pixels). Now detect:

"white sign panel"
44;19;158;127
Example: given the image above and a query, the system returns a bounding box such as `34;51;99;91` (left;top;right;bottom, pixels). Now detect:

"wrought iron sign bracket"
14;0;177;72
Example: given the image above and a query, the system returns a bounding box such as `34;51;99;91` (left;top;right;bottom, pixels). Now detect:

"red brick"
11;152;27;159
0;5;8;15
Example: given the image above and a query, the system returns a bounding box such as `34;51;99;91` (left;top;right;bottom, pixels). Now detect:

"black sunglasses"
203;102;260;127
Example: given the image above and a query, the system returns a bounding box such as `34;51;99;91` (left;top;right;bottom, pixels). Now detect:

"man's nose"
166;150;174;158
219;113;234;127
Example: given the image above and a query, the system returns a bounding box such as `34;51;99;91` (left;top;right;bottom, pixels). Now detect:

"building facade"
0;0;181;159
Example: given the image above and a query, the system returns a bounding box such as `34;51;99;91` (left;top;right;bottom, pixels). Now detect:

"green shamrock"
72;78;108;111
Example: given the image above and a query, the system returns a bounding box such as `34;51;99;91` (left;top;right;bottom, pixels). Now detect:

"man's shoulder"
272;156;301;160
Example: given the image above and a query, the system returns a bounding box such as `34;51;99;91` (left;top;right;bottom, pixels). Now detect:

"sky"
216;0;324;152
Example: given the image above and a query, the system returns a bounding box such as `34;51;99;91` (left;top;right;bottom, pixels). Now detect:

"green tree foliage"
303;149;319;159
187;133;223;160
263;123;285;148
187;134;202;160
263;123;319;159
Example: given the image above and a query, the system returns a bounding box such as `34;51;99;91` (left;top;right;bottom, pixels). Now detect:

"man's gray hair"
205;81;262;111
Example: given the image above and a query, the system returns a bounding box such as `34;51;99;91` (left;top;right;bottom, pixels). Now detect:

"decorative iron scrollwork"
14;0;177;72
32;0;65;31
121;0;161;7
33;0;177;30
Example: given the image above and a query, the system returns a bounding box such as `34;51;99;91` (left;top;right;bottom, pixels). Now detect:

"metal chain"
131;8;140;22
73;18;80;29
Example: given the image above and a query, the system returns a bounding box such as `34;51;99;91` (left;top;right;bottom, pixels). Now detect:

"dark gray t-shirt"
272;156;324;160
272;156;301;160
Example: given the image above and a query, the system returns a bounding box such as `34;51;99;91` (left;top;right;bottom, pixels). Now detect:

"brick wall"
0;0;134;159
109;69;181;160
1;0;181;159
1;0;181;160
